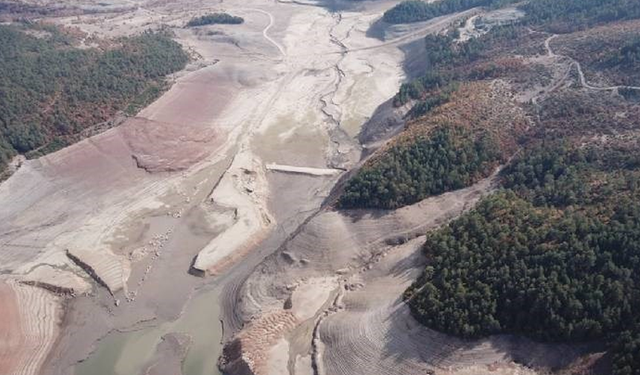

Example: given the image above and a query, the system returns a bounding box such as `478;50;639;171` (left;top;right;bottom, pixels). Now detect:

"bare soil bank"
0;0;433;373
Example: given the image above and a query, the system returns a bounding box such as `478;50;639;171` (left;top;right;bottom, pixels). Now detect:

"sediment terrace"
220;173;500;375
0;0;465;373
0;280;61;375
222;167;599;375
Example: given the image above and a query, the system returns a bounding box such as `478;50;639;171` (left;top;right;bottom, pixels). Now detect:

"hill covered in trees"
186;13;244;27
345;0;640;209
613;324;640;375
521;0;640;32
611;37;640;69
382;0;515;25
340;72;528;210
0;25;188;173
341;25;532;210
339;126;500;209
383;0;640;27
405;142;640;373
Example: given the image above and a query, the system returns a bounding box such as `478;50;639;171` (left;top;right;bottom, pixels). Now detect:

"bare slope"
0;0;443;373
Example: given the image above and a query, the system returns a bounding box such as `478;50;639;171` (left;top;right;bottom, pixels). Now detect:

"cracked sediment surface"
0;0;453;373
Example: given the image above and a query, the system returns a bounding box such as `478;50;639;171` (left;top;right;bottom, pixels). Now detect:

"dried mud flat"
0;0;469;374
0;0;589;375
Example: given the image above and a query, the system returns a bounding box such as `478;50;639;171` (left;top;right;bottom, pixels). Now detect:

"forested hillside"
0;25;188;173
613;325;640;375
345;0;640;208
339;126;500;209
522;0;640;32
338;0;640;372
405;143;640;373
383;0;515;25
341;25;531;210
384;0;640;27
611;37;640;68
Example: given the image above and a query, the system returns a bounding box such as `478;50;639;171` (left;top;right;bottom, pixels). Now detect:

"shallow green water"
75;287;222;375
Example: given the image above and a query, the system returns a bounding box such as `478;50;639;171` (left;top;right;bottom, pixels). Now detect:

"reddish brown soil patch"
0;282;23;375
124;117;224;172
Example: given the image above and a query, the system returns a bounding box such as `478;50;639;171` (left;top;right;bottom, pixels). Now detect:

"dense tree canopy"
613;324;640;375
383;0;640;27
408;191;640;340
0;25;188;172
186;13;244;27
382;0;516;25
521;0;640;31
369;1;640;373
407;90;452;118
339;126;500;209
606;37;640;71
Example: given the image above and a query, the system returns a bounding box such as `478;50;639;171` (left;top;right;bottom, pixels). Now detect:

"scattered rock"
283;296;293;310
281;251;297;264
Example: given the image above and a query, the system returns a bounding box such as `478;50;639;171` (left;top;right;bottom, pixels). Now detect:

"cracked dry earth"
0;0;473;374
0;0;597;374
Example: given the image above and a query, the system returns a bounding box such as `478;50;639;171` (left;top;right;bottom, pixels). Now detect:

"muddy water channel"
75;286;222;375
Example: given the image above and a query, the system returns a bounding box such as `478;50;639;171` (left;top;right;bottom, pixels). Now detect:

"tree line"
339;126;500;209
521;0;640;32
186;13;244;27
383;0;640;30
382;0;516;25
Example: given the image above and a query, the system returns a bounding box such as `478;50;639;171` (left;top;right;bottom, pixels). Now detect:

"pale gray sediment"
0;1;529;375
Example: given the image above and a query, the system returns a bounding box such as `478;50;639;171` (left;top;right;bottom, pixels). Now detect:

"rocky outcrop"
220;311;298;375
19;264;91;297
66;248;130;294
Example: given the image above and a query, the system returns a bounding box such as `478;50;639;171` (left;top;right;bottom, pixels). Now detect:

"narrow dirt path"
238;8;287;57
543;34;640;92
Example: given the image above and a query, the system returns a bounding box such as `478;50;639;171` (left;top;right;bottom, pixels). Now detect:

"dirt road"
544;33;640;92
